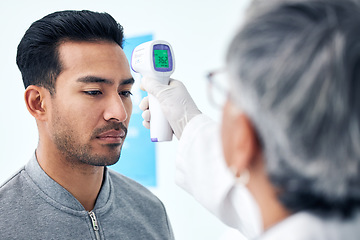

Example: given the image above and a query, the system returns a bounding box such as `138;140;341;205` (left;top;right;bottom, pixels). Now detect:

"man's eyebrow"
121;78;135;85
76;76;134;85
77;76;113;84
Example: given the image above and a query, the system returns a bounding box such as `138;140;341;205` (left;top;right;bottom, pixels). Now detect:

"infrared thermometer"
131;40;175;142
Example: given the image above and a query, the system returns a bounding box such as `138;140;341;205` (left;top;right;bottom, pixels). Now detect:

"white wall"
0;0;251;239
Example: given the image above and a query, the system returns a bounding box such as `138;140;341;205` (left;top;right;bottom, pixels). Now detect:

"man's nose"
103;94;128;122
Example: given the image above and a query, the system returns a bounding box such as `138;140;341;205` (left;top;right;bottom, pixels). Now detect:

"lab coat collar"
259;210;360;240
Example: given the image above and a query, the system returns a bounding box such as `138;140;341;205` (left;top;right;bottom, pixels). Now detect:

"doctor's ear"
231;112;261;177
24;85;50;121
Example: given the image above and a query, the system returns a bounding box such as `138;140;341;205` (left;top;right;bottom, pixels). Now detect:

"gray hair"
227;0;360;215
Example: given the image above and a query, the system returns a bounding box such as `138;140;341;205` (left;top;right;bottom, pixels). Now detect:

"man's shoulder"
0;166;26;192
107;168;154;193
0;166;31;210
107;168;161;204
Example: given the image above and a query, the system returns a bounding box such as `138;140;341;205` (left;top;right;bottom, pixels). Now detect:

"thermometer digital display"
154;49;169;68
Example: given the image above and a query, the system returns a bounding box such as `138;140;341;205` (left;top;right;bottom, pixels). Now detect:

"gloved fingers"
140;77;201;140
141;110;151;129
168;78;184;88
140;76;170;97
140;76;157;94
142;109;151;122
167;79;192;100
142;120;150;129
139;96;149;111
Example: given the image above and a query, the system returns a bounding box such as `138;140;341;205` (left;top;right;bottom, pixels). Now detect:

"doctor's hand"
139;77;201;139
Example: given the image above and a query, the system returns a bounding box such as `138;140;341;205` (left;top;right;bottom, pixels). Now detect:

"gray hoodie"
0;154;174;240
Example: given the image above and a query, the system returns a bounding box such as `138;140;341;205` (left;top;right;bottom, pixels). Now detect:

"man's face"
47;40;133;166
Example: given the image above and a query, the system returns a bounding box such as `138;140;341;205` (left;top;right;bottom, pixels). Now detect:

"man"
141;0;360;238
0;10;174;239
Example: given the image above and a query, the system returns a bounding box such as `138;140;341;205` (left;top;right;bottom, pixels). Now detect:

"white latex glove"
139;77;201;139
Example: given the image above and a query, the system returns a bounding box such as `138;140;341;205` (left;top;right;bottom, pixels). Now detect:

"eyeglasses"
206;69;230;108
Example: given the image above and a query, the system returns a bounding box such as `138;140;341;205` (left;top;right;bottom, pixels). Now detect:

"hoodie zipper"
88;211;101;240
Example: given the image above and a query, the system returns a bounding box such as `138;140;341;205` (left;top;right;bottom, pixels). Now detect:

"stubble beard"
54;132;122;167
51;109;124;167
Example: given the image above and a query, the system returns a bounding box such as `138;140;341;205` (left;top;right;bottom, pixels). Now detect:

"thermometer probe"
131;40;175;142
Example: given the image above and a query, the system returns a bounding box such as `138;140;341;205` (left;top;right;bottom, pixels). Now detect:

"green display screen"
154;49;169;68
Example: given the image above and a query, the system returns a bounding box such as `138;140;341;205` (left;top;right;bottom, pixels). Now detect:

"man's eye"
119;91;133;98
84;90;102;96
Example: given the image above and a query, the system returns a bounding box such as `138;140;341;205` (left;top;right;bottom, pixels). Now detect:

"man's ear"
231;113;261;177
24;85;50;121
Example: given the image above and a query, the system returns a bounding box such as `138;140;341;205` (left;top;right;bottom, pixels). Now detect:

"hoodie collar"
25;153;112;212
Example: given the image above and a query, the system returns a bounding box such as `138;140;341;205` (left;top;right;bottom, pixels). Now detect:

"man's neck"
35;146;104;211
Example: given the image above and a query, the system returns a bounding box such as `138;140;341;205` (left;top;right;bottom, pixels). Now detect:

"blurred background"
0;0;251;239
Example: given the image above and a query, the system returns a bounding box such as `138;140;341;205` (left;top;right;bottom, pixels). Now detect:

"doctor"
141;0;360;238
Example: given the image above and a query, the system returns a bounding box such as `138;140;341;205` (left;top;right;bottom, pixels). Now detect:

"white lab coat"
175;114;263;239
175;114;360;240
260;210;360;240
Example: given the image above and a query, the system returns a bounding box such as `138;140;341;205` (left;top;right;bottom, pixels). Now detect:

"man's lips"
96;129;126;143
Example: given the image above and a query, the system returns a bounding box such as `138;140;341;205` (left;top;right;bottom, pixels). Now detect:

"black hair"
16;10;124;94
